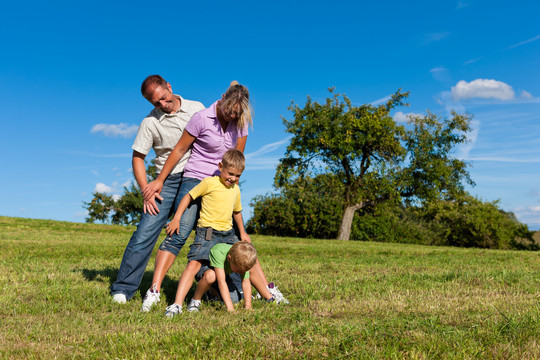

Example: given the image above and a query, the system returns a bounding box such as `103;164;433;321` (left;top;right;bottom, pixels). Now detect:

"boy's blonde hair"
221;80;253;131
221;149;245;171
228;241;257;272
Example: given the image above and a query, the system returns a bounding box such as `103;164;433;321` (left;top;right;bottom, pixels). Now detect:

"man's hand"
143;180;164;201
142;193;163;215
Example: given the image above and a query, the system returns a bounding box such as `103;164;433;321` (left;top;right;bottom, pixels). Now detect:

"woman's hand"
143;180;164;201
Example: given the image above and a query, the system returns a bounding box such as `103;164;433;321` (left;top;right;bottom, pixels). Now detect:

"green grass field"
0;216;538;359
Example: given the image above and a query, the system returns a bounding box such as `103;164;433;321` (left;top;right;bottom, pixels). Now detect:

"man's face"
146;83;177;114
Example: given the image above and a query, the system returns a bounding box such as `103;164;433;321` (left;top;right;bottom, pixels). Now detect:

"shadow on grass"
76;267;196;305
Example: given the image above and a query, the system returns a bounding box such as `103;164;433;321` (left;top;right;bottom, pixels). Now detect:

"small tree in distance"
84;161;157;226
275;89;474;240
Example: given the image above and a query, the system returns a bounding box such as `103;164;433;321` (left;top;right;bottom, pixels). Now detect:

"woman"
140;81;287;312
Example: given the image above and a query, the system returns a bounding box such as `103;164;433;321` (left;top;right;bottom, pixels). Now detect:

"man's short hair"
221;149;245;171
228;241;257;272
141;75;168;99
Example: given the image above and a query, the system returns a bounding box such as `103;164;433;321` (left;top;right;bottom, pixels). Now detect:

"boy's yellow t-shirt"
188;176;242;231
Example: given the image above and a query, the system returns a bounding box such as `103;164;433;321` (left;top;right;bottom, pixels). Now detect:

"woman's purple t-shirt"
183;101;249;180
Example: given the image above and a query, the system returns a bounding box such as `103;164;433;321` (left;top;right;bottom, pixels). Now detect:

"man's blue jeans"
111;172;184;300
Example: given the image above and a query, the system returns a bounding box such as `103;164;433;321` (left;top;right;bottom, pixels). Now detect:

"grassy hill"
0;216;538;359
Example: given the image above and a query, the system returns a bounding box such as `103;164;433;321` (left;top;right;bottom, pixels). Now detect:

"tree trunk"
337;203;365;240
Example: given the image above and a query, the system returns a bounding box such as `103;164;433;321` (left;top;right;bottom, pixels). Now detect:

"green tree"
275;89;474;240
84;161;157;225
247;174;344;238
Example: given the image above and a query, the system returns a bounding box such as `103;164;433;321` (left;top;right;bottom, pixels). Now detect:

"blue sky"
1;1;539;230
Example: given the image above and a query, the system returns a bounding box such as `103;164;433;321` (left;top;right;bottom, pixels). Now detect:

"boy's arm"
214;267;235;312
233;211;251;243
166;193;194;236
242;277;252;309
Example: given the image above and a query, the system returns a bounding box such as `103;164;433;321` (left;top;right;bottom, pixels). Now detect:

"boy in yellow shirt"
164;149;276;317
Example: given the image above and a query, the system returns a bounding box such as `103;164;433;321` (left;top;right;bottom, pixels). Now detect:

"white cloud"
245;137;292;159
514;206;540;228
430;67;451;82
369;95;392;106
422;32;450;45
466;156;540;163
457;120;479;159
520;90;533;99
94;181;128;199
504;34;540;51
451;79;515;101
246;157;281;170
73;210;88;218
94;183;114;193
463;57;483;65
455;1;469;9
91;123;139;138
393;111;423;123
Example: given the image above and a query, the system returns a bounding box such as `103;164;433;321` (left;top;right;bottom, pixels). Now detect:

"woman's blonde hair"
221;80;253;130
228;241;257;272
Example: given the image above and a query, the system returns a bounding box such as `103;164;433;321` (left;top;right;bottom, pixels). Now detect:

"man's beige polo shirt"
132;95;205;175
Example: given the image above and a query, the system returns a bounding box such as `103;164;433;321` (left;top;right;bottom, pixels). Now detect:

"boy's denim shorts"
187;227;239;262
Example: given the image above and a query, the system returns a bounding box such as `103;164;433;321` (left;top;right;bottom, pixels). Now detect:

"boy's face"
227;255;247;274
218;164;243;188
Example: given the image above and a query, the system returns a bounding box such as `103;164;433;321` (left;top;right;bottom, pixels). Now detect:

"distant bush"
350;203;443;245
417;195;535;250
248;189;535;250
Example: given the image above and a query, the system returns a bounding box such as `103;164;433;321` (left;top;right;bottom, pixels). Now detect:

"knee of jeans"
158;236;184;256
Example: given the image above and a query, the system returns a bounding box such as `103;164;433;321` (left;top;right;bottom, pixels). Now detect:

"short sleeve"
233;189;242;213
131;118;153;155
209;243;228;268
188;177;211;200
185;111;204;138
237;122;249;138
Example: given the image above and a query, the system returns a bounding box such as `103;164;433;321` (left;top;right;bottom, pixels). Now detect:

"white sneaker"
267;283;289;304
164;304;182;318
141;284;160;312
187;299;201;312
112;293;127;304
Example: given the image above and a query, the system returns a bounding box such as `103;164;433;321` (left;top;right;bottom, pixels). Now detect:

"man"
110;75;204;304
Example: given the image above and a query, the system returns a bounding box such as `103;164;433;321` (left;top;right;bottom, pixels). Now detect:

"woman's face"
219;102;242;123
